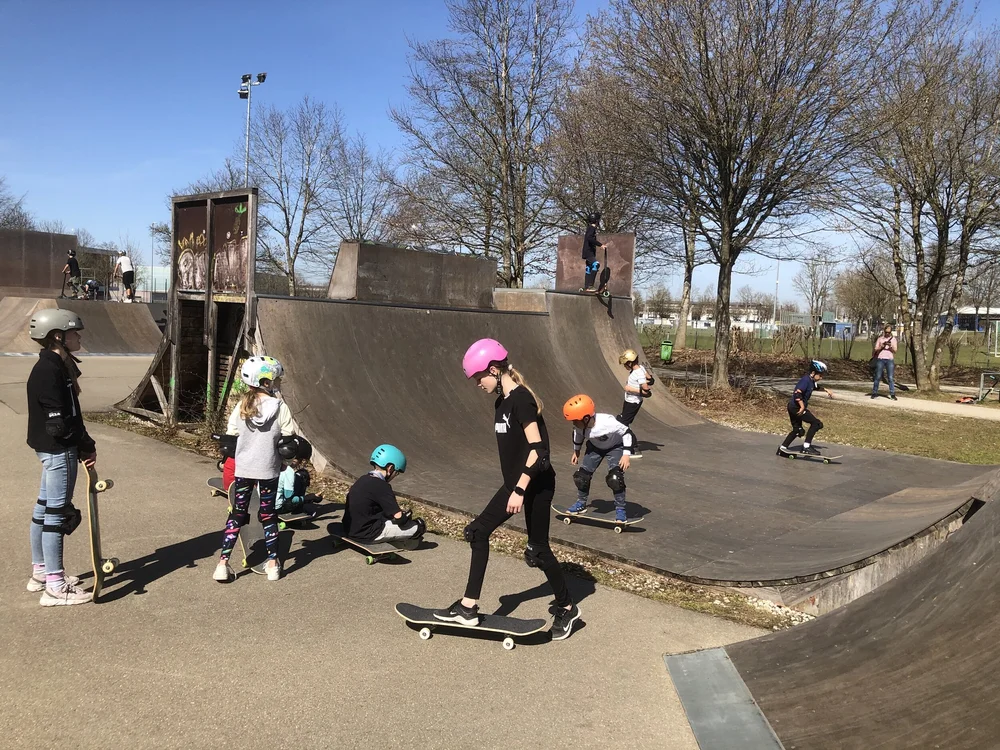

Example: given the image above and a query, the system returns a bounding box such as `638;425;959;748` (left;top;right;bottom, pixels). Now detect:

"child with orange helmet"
563;394;634;522
431;338;581;641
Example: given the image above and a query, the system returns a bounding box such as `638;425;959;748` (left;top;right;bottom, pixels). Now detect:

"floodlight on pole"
238;72;267;187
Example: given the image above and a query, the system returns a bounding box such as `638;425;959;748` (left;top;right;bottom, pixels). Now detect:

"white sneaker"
39;582;92;607
213;560;235;582
265;559;281;581
27;573;81;593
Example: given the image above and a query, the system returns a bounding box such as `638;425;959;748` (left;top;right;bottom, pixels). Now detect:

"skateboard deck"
83;463;119;602
329;522;421;565
551;504;644;533
395;602;546;651
207;476;227;498
778;445;843;464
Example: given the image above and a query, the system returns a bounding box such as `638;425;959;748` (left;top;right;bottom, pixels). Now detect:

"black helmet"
67;249;77;257
587;211;601;225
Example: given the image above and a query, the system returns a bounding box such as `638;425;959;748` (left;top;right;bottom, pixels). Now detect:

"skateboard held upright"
84;463;119;602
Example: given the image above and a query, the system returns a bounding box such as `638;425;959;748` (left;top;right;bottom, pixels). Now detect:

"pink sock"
45;572;65;590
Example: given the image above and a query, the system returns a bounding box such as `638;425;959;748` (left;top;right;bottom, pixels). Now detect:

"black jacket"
582;225;601;261
26;349;96;455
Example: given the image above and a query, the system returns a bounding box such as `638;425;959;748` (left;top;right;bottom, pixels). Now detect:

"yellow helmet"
618;349;638;366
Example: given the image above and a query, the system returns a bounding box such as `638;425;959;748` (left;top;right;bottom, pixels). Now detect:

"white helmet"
240;356;284;388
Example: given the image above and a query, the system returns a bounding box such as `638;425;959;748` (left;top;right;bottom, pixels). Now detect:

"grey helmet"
29;308;84;342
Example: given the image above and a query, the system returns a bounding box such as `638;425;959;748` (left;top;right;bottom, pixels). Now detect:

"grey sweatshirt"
227;395;295;480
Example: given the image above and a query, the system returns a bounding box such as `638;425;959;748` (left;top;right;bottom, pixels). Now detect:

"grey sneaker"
39;582;92;607
27;573;81;593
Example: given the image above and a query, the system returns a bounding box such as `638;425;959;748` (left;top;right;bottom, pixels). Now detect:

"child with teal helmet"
340;444;425;543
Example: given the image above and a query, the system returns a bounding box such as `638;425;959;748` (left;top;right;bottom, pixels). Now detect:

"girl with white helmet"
25;308;95;606
616;348;654;458
432;338;581;641
214;355;297;582
778;360;835;457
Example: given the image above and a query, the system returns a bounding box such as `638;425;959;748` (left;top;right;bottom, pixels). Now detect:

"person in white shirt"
616;348;653;458
113;250;135;302
562;394;633;522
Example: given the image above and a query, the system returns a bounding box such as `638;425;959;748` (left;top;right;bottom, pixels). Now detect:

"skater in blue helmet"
778;360;835;456
341;445;426;543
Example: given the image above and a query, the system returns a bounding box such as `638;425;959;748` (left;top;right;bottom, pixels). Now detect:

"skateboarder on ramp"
428;339;581;641
24;308;96;605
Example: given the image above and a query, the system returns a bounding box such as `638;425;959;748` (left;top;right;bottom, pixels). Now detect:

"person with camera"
871;324;898;400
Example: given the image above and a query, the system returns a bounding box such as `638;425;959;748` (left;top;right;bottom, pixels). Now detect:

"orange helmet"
563;394;596;421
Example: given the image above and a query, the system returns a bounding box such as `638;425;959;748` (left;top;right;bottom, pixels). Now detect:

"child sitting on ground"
341;444;425;543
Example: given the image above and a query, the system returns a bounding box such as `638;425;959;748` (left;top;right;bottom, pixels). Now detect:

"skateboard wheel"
823;458;831;464
217;459;225;471
614;526;623;534
365;555;375;565
95;480;109;491
278;521;288;531
242;558;249;569
502;637;515;651
101;558;119;574
419;627;432;640
563;517;572;525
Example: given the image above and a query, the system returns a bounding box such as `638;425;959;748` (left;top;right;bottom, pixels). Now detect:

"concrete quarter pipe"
0;297;162;355
255;292;991;585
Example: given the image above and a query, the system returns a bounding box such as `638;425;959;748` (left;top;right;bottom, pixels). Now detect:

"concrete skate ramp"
717;496;998;748
256;292;989;584
0;297;162;354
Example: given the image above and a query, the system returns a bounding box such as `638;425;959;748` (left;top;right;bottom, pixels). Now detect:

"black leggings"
462;469;572;608
782;404;823;447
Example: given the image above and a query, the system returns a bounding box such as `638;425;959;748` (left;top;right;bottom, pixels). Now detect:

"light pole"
238;72;267;188
772;260;780;334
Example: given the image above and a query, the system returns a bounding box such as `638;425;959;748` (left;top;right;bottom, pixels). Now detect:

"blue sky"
2;0;998;302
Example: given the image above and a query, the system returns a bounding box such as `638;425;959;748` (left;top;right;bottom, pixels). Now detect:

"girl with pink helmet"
434;338;581;641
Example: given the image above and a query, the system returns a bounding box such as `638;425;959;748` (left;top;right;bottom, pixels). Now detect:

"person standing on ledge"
871;323;898;400
580;212;607;292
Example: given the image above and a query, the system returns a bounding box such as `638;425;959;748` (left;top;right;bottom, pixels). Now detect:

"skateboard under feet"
778;445;843;464
395;602;546;651
551;504;645;533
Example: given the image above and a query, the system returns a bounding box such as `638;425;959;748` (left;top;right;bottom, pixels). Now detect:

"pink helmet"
462;338;509;378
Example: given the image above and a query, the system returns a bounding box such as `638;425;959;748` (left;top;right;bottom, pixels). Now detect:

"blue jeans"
873;358;895;396
578;442;627;509
31;448;78;574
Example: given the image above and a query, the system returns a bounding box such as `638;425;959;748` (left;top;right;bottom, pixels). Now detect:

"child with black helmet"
341;445;425;543
61;249;84;299
580;212;607;292
563;394;634;522
25;308;96;605
214;355;297;582
778;360;835;456
616;348;654;458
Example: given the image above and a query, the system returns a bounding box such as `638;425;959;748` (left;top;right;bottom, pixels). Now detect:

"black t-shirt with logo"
67;257;81;277
494;386;551;489
343;473;402;542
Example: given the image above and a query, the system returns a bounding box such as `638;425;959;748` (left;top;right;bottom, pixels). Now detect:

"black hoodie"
26;349;96;455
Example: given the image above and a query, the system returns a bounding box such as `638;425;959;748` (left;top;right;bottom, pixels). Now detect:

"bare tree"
324;133;396;243
964;258;1000;322
0;176;34;229
390;0;575;287
838;3;1000;389
252;97;345;293
834;256;896;334
596;0;899;388
793;252;839;322
645;285;672;319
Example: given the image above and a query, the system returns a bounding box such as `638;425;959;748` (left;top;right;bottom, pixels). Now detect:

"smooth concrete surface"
0;356;152;414
0;414;762;750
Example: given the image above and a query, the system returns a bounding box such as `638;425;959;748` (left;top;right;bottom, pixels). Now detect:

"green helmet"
29;309;84;342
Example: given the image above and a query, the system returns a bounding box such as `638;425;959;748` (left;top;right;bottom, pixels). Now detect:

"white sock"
803;442;811;448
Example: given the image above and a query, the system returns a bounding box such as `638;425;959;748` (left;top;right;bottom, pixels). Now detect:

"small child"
341;444;425;543
616;348;654;458
275;454;322;514
778;360;835;456
562;394;633;522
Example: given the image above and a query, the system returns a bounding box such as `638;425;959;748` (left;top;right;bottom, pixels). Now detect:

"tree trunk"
712;257;735;389
675;215;696;350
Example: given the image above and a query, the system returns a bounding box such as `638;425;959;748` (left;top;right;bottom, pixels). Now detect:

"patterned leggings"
220;477;279;561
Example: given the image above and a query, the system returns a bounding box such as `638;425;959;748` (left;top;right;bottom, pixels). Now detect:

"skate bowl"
255;290;993;587
0;297;163;355
667;491;998;749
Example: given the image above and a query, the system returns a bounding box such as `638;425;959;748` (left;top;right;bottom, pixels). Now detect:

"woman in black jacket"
25;308;96;606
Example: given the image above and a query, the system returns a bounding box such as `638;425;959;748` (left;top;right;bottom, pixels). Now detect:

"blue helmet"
370;444;406;473
810;360;828;374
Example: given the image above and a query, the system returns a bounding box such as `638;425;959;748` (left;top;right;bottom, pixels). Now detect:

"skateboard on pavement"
551;504;645;533
395;602;547;651
207;476;227;498
84;463;119;602
778;445;843;464
329;522;421;565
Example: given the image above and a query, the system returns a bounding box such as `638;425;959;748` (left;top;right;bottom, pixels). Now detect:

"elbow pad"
525;441;550;478
45;410;67;438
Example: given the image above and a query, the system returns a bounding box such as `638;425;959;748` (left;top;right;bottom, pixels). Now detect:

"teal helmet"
370;444;406;473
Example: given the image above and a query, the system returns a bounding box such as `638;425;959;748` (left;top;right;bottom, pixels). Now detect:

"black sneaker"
890;395;897;401
433;600;479;626
802;446;821;456
870;393;878;399
550;603;581;641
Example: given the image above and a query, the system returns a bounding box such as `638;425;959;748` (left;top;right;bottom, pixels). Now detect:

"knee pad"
463;519;488;545
606;467;626;494
293;468;311;496
573;469;593;493
232;510;251;528
524;543;543;568
43;503;82;535
815;418;824;431
796;427;805;437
